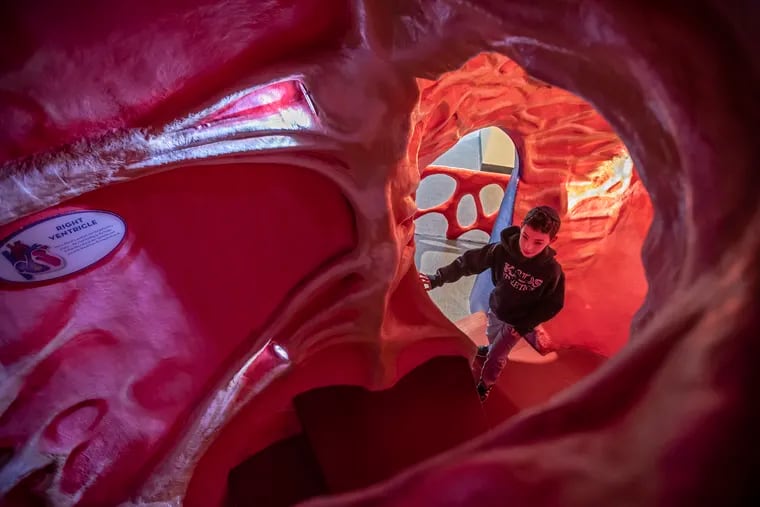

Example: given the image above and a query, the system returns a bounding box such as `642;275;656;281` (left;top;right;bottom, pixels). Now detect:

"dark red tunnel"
0;1;758;506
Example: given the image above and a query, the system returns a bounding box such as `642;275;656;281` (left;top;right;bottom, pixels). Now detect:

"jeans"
479;309;537;387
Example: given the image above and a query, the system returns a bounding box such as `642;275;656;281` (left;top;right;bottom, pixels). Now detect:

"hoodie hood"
500;225;557;262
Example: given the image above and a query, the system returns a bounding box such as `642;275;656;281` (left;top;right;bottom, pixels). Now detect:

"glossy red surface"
1;0;757;505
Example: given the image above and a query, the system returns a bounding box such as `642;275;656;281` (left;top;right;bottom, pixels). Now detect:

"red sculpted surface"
1;164;357;504
414;165;511;240
1;1;758;506
412;55;650;354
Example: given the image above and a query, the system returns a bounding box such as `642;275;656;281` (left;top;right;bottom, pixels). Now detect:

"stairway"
225;355;488;506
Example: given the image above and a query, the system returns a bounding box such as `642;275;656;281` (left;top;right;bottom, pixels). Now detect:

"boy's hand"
419;273;435;291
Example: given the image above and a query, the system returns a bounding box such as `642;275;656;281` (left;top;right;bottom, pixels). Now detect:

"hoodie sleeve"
430;243;498;287
514;270;565;334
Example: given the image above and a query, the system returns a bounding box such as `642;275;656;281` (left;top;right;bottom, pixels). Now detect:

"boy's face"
519;225;555;258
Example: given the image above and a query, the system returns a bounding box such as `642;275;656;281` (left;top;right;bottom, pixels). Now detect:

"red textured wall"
0;1;757;506
412;54;651;355
0;164;357;504
414;164;511;240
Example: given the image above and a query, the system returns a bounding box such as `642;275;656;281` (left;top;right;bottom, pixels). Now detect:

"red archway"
0;1;756;506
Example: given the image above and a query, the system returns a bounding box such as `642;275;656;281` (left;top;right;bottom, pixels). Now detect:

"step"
293;355;488;493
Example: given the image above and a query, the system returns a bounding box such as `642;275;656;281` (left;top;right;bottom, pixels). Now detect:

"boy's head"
519;206;561;258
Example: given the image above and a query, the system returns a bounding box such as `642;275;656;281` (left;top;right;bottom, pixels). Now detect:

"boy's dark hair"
522;206;561;238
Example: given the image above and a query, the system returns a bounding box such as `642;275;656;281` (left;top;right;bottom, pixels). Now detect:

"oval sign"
0;210;126;283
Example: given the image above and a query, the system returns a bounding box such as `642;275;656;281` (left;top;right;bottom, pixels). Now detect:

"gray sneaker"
476;380;492;402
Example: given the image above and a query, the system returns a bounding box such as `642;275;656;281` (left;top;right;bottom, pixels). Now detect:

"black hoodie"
431;226;564;334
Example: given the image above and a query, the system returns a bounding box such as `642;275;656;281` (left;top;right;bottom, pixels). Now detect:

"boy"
420;205;565;401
